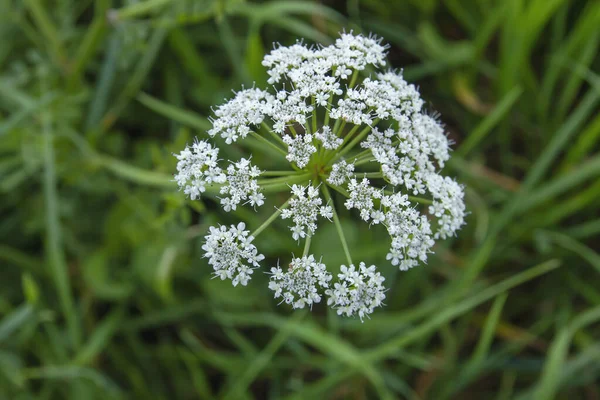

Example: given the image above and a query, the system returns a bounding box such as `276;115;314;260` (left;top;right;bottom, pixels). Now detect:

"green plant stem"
262;122;287;146
323;94;334;127
115;0;172;19
311;97;318;134
329;121;379;164
353;172;382;179
349;69;360;88
251;197;293;238
302;235;312;257
261;171;304;177
250;131;288;157
321;185;353;265
257;173;311;186
354;157;376;167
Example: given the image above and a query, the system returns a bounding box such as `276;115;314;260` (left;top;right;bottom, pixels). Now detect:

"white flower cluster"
381;193;434;271
283;133;317;168
315;126;343;150
220;158;264;211
426;174;466;239
268;255;332;309
208;88;273;144
281;184;333;241
173;140;225;200
202;223;264;286
326;263;386;321
327;160;355;186
174;32;466;321
345;178;382;221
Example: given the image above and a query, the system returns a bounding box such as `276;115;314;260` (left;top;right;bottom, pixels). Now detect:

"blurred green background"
1;0;599;399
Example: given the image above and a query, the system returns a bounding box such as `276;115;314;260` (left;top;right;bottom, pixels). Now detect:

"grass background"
1;0;599;398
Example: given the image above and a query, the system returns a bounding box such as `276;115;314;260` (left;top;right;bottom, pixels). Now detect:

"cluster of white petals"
426;175;466;239
202;223;264;286
174;32;466;321
345;178;383;221
326;262;386;321
208;88;273;144
327;160;355;186
283;133;317;168
220;158;264;211
268;255;332;309
173;140;225;200
381;193;435;270
315;126;343;150
281;184;333;241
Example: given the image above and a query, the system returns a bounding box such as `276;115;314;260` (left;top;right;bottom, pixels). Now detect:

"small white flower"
315;126;343;150
382;193;435;270
283;133;317;168
281;184;332;241
219;158;263;212
208;88;275;144
326;262;386;321
345;178;382;222
327;160;355;186
174;139;226;200
202;223;265;286
268;255;332;309
426;174;466;239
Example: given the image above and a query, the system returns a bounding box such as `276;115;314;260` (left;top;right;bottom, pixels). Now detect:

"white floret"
426;174;466;239
202;223;265;286
219;158;264;211
315;126;343;150
326;262;386;321
268;255;332;309
208;88;275;144
327;160;355;186
345;178;382;222
281;184;332;241
382;193;435;270
283;133;317;168
174;139;226;200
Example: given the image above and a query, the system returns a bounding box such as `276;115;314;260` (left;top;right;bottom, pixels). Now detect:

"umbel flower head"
174;32;466;321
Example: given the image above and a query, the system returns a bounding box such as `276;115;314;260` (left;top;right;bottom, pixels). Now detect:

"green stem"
321;185;353;265
115;0;173;19
324;93;334;127
409;196;434;205
353;172;382;179
261;122;286;146
261;170;303;177
333;120;347;138
302;235;312;257
349;147;373;163
354;157;376;167
349;69;360;88
325;181;350;198
250;131;288;157
251;196;293;238
334;121;379;162
260;174;313;193
257;173;311;186
311;97;318;134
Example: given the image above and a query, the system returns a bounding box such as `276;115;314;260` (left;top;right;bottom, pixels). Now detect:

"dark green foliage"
1;0;599;398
